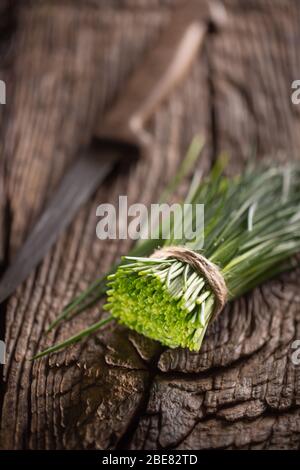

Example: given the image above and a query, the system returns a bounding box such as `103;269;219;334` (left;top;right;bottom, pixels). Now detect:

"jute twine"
152;246;227;320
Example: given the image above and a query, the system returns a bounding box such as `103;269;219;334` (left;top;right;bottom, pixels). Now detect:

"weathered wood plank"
0;0;300;450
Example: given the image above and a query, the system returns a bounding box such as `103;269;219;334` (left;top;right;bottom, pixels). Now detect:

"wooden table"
0;0;300;450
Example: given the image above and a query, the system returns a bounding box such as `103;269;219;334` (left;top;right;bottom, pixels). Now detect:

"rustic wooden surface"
1;0;300;450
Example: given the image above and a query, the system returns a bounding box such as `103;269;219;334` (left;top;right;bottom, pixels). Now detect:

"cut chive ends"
104;256;216;352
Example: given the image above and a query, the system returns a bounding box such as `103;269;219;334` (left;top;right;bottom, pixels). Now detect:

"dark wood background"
1;0;300;450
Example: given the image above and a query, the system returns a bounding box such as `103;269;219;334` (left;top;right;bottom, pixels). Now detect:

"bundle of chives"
104;165;300;351
33;141;300;358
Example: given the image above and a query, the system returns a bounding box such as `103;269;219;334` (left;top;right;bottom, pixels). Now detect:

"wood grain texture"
0;0;300;450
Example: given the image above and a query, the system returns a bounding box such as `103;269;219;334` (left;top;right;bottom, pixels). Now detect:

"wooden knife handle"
95;0;226;149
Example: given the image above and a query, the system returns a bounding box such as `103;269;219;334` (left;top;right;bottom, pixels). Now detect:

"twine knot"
152;246;227;320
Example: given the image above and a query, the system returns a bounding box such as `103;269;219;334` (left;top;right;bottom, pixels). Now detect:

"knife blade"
0;145;121;304
0;0;226;304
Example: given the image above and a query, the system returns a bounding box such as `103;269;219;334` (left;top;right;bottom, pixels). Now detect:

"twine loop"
152;246;227;320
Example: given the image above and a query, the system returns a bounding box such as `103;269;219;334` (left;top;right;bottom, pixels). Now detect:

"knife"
0;0;226;304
